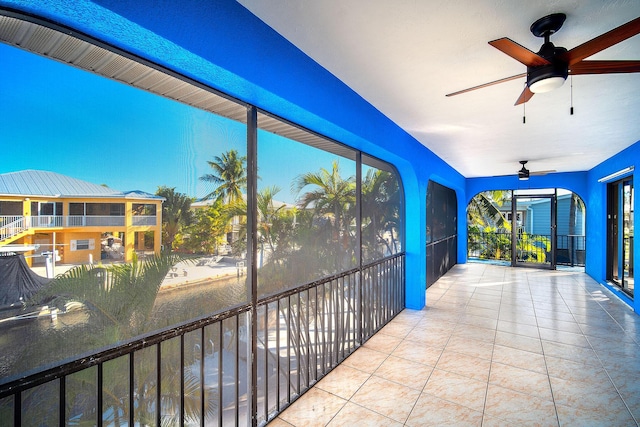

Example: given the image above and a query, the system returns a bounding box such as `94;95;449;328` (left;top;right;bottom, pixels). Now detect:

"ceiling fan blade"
569;60;640;74
514;86;534;105
560;16;640;65
445;73;526;97
530;170;556;176
489;38;550;66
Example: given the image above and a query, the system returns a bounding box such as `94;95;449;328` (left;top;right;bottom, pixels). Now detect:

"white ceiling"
237;0;640;178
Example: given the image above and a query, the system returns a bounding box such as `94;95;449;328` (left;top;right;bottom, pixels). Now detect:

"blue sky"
0;43;352;204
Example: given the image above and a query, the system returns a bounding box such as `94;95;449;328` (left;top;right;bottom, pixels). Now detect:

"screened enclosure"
0;12;405;426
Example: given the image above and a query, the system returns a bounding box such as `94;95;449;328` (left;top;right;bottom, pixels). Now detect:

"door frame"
510;191;557;270
607;177;634;296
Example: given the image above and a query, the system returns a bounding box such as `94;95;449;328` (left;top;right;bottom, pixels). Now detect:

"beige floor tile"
406;393;483;427
484;384;558;427
464;305;500;320
444;334;494;360
327;402;403;427
404;327;451;348
496;319;540;338
268;265;640;427
538;327;591;348
316;364;371;400
549;375;623;412
452;323;496;343
536;316;583;334
378;320;416;338
362;332;403;353
458;313;498;330
351;375;420;423
491;344;547;374
413;318;457;335
555;402;636;427
489;362;553;401
423;368;487;412
541;340;599;366
373;355;434;390
498;310;538;326
545;355;609;385
494;330;543;353
342;347;388;373
391;340;443;366
480;414;519;427
435;350;491;382
278;388;347;427
269;417;295;426
534;306;576;322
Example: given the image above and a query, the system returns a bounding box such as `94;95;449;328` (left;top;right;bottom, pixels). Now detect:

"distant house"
499;194;586;264
500;194;585;238
0;170;163;265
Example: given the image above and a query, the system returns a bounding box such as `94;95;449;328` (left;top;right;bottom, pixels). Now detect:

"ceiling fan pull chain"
523;95;526;124
570;75;574;115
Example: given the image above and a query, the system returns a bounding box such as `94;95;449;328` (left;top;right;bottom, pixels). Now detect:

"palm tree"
31;252;195;424
467;190;511;260
361;169;401;259
568;192;585;265
467;190;511;229
156;186;193;250
293;160;356;235
293;160;356;272
199;149;247;203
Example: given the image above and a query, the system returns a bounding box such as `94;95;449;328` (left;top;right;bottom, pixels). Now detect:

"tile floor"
269;263;640;426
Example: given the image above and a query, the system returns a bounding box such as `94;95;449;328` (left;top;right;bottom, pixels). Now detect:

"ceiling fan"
517;160;555;180
447;14;640;105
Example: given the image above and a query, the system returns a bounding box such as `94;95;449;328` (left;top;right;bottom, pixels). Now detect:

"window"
70;239;94;251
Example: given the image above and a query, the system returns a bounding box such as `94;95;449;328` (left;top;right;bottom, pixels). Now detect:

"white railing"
31;215;64;228
67;215;125;227
2;215;154;240
0;215;27;241
131;215;157;226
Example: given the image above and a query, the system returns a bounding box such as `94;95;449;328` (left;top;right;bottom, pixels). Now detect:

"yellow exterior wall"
61;231;102;264
2;195;163;265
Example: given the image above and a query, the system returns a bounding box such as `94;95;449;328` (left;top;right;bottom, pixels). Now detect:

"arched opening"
467;188;585;269
426;180;457;287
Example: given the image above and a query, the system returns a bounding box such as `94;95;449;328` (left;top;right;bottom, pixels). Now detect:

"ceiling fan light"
529;75;566;93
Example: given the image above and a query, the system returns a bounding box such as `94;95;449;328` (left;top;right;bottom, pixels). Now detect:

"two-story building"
0;170;163;265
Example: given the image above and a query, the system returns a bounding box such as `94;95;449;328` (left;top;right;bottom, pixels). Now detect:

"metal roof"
0;13;363;164
0;170;162;200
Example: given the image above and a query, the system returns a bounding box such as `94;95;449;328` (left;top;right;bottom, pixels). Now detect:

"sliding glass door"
607;178;634;297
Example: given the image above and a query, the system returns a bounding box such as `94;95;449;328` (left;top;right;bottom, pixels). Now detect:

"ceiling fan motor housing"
528;44;569;93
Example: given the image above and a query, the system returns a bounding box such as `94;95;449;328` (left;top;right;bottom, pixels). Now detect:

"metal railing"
556;234;586;267
468;230;585;267
467;230;511;262
0;253;404;426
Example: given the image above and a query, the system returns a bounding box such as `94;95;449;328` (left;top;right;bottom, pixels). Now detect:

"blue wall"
1;0;638;312
587;142;639;311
